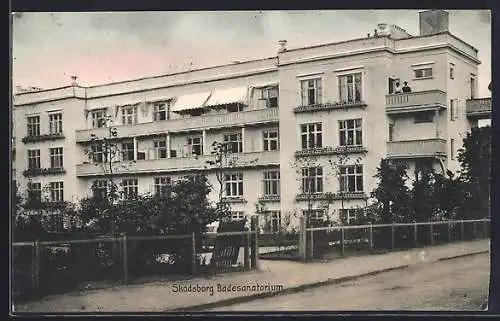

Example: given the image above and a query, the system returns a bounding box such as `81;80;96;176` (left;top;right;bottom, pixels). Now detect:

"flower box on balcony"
23;167;66;177
295;146;367;157
22;133;65;143
293;101;367;113
258;195;281;202
222;197;247;203
296;192;367;201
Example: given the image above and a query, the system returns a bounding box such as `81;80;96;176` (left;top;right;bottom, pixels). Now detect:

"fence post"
413;221;418;247
473;222;477;239
484;220;489;238
299;216;306;261
340;228;345;257
460;220;465;241
121;233;128;285
447;221;452;243
391;223;395;250
429;223;434;245
191;232;197;276
251;215;259;269
309;229;314;259
244;232;250;270
368;223;373;253
33;241;40;298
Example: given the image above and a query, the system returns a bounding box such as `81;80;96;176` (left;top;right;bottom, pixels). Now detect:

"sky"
11;10;492;97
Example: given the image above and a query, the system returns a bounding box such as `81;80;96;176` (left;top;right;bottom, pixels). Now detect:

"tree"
411;161;438;222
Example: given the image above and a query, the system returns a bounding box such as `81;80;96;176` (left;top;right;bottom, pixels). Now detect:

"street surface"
210;253;489;311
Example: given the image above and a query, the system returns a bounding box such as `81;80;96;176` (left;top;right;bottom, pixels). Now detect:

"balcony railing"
296;192;367;201
295;146;367;157
76;150;280;177
23;167;66;177
258;195;281;202
466;98;491;118
222;197;247;203
386;138;447;159
75;108;279;142
385;90;447;114
22;133;65;144
293;101;367;113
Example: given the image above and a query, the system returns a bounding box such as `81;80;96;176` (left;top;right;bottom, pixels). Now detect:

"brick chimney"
419;10;449;36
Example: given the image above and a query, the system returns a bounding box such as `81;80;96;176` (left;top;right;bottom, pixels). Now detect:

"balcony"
295;146;367;157
22;133;65;144
76;150;280;177
75;108;279;142
466;98;491;119
386;139;447;159
23;167;66;177
258;195;281;202
222;197;248;204
293;101;367;113
385;90;447;114
296;192;367;201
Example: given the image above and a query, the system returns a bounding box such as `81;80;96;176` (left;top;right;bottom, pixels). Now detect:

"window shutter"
316;79;323;104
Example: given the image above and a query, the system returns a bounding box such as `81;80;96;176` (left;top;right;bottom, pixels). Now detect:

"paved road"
210;253;490;311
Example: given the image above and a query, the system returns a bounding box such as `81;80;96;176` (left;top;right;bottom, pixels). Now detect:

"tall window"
470;77;476;99
414;67;433;79
48;113;63;134
121;106;138;125
388;124;394;142
450;139;455;160
225;173;244;197
340;208;364;225
301;123;322;149
27;116;40;136
91;110;107;128
339;119;363;146
121;142;135;161
28;182;42;201
263;130;279;151
92;180;107;199
263;171;280;196
187;136;203;156
122;179;138;199
301;167;323;194
49;181;64;202
49;147;64;168
339;165;363;192
300;78;322;106
338;73;362;103
27;149;41;169
265;211;281;232
91;143;105;163
262;86;279;108
153;103;168;121
153;140;168;159
154;177;171;195
223;132;243;154
230;211;245;221
449;66;455;80
450;99;459;121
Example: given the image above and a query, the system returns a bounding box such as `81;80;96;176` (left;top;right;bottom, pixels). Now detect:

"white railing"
386;138;447;158
385;90;447;112
466;98;492;117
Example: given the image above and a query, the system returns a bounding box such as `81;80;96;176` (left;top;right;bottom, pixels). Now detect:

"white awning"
250;82;278;89
204;87;249;107
171;92;211;112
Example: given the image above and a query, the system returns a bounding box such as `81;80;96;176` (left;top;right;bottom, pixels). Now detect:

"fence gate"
211;220;246;273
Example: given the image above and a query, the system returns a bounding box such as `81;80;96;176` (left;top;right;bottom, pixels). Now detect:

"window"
27;116;40;136
121;142;135;161
450;66;455;80
339;165;363;192
301;167;323;194
470;77;476;99
230;211;246;221
92;180;107;199
414;112;434;123
339;119;362;146
121;106;138;125
91;110;107;128
28;182;42;201
227;104;244;113
338;73;362;103
414;67;433;79
388;124;394;142
27;149;41;169
263;130;279;151
300;123;322;149
225;173;244;197
450;139;455;160
49;181;64;202
303;209;325;224
263;171;280;196
340;208;364;225
300;78;322;106
48;113;63;134
153;103;168;121
223;132;243;153
265;211;281;232
187;136;203;156
262;86;278;108
153;140;168;159
49;147;64;168
450;99;459;121
122;179;138;199
154;177;171;195
91;143;105;163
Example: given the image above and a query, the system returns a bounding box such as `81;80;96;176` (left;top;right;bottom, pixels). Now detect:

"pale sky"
11;10;491;97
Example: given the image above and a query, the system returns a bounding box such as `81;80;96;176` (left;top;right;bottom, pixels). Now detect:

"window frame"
339;119;363;146
153;176;171;196
27;115;41;137
262;86;279;108
92;180;108;199
450;138;455;160
49;181;64;202
338;72;363;103
265;211;281;232
187;136;203;156
48;112;63;134
339;164;364;193
414;112;435;124
49;147;64;169
153;139;168;159
263;129;279;151
223;132;243;154
300;78;322;106
27;149;41;169
121;178;138;199
340;208;365;225
121;141;135;161
263;170;280;196
121;106;138;125
224;172;244;197
153;103;168;121
300;123;323;149
414;67;433;79
91;109;107;128
29;182;42;201
230;211;246;221
301;167;324;194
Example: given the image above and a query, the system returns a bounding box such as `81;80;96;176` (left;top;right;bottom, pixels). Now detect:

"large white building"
12;10;491;229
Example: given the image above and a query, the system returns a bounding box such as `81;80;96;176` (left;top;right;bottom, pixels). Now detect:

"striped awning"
204;87;248;107
171;92;211;112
